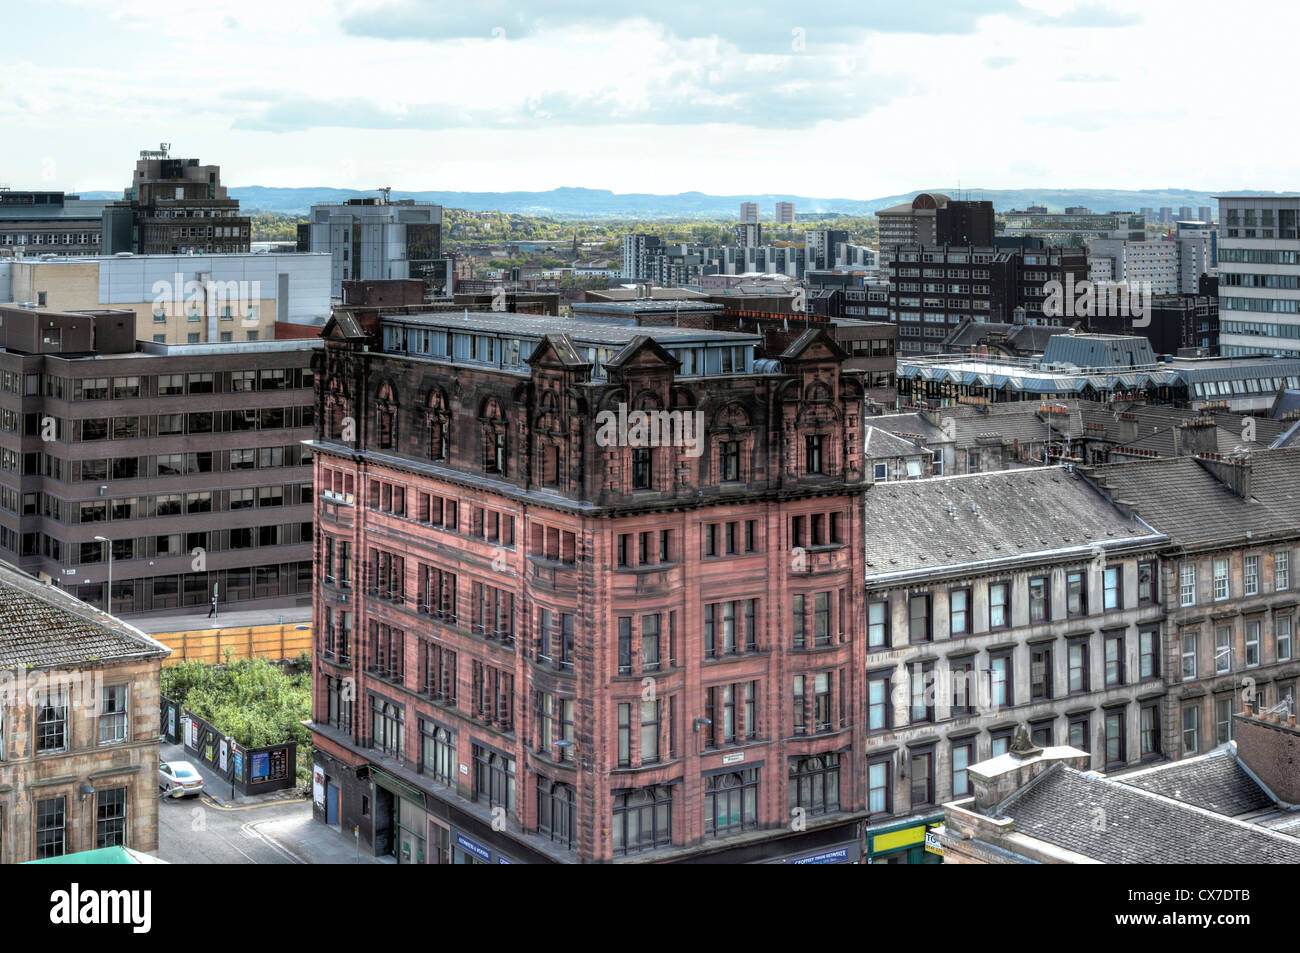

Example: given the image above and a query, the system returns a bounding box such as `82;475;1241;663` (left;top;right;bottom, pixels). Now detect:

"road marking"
242;821;306;864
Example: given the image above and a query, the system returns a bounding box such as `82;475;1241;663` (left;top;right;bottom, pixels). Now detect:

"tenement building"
0;561;170;861
307;309;871;864
860;467;1168;857
1083;450;1300;755
0;305;316;616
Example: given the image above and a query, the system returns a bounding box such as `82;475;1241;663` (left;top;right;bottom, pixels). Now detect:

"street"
157;742;387;865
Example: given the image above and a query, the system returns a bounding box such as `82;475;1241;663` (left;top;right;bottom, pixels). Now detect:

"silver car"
159;761;205;798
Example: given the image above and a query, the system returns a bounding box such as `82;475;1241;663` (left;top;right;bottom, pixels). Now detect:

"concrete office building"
0;191;110;259
101;147;250;256
307;196;444;298
1216;194;1300;358
0;305;317;616
1;253;331;345
876;194;994;267
1002;209;1146;246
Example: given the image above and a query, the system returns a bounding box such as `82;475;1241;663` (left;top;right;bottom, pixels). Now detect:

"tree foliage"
162;657;313;785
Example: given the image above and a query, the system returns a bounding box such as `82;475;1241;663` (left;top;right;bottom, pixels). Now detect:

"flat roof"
382;310;758;345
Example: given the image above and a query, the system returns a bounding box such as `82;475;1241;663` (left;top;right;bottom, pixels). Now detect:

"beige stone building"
0;562;170;862
2;252;330;345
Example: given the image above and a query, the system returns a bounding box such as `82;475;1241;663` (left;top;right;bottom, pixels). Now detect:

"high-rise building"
1216;194;1300;357
739;202;760;224
308;308;871;864
308;196;444;298
775;202;795;224
1198;205;1213;223
102;145;250;256
734;222;762;248
1179;206;1194;221
621;233;664;280
875;194;993;267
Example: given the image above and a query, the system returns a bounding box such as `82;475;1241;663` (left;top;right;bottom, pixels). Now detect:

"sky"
0;0;1294;199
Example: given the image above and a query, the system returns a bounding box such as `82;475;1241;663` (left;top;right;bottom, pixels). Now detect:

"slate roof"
864;426;929;460
1085;448;1300;547
943;320;1076;356
863;466;1165;582
0;563;170;669
1121;749;1274;816
1002;765;1300;864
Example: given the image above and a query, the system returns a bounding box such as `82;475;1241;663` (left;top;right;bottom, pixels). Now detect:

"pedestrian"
208;596;218;619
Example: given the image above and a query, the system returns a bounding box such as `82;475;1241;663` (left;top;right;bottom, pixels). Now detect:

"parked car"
159;761;204;798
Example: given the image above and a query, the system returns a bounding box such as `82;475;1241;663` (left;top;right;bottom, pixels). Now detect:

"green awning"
25;846;168;865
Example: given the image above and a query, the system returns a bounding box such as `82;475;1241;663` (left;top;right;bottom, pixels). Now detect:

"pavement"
158;741;388;865
129;605;312;635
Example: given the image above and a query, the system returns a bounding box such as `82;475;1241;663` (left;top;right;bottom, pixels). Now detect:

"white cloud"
3;0;1298;197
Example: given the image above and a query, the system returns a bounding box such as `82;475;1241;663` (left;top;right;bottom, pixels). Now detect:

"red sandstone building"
307;308;870;863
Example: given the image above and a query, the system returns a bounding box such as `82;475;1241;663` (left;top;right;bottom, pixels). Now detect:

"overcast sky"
1;0;1291;198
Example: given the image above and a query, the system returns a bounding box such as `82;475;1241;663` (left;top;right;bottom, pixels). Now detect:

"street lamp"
93;535;112;613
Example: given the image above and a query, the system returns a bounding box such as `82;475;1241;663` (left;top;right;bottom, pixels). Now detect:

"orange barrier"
154;623;313;666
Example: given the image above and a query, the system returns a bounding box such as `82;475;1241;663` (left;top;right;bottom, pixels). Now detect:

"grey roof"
0;199;111;222
1041;333;1158;369
1122;749;1274;817
868;412;949;444
864;426;929;460
863;467;1165;582
1086;448;1300;547
0;563;170;669
943;320;1075;355
382;310;756;345
1272;389;1300;419
1002;765;1300;863
570;300;721;315
1274;419;1300;449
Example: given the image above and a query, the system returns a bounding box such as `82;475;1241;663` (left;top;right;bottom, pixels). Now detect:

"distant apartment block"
307;196;444;298
0;305;317;616
1216;194;1300;358
775;202;795;224
739;201;759;224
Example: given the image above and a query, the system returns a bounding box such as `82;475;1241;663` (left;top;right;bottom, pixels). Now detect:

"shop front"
865;814;945;864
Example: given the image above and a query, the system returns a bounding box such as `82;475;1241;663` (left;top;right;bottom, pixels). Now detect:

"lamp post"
93;535;112;613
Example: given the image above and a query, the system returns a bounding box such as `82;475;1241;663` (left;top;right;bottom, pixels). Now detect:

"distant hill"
77;185;1270;219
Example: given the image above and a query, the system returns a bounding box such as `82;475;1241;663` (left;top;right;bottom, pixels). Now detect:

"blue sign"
456;833;492;863
251;751;270;781
790;847;850;865
234;749;245;782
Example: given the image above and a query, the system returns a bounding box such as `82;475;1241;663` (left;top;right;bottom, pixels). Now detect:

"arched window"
427;387;450;461
481;397;507;475
375;380;398;450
